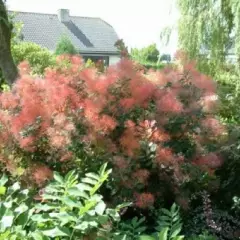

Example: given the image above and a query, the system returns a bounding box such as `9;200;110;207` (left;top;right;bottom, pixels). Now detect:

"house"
10;9;121;65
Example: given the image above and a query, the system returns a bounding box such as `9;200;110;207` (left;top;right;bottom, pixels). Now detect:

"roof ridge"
8;10;102;20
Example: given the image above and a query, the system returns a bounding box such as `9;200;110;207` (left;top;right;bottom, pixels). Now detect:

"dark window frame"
83;55;109;66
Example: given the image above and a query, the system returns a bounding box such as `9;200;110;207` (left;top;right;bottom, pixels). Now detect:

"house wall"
109;55;121;65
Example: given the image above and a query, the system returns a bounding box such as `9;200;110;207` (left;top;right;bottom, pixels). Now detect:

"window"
83;56;109;66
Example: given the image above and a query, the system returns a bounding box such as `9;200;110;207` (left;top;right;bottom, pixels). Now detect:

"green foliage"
138;204;215;240
12;42;56;75
139;227;184;240
131;44;159;63
114;217;147;240
142;61;166;70
160;54;171;63
0;164;125;239
232;196;240;213
55;35;78;55
215;69;240;124
177;0;238;67
187;232;217;240
155;204;184;240
0;174;34;239
218;125;240;204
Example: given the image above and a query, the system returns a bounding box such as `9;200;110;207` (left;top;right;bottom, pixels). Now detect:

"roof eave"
79;50;120;56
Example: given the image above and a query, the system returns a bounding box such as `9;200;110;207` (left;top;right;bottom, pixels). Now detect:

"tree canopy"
178;0;240;69
131;43;159;63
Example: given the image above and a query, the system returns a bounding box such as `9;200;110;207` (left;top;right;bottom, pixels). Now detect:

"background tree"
177;0;240;73
114;39;129;58
55;35;78;55
0;0;18;85
131;43;159;63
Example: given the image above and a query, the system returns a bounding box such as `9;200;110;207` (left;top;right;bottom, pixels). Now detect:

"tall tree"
177;0;240;70
0;0;18;85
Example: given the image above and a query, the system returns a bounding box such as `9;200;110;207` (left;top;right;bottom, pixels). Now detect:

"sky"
7;0;179;54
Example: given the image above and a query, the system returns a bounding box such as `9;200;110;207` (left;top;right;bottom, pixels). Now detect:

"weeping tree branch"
0;0;18;85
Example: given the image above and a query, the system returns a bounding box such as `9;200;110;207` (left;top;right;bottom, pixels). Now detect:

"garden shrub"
183;192;240;240
55;35;78;56
0;54;226;211
141;61;166;70
11;42;56;75
131;44;159;63
0;164;126;239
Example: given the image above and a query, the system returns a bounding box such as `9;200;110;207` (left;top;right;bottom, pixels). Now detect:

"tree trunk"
0;49;18;84
0;0;18;85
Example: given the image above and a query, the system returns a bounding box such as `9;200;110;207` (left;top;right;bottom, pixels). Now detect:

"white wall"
109;55;121;65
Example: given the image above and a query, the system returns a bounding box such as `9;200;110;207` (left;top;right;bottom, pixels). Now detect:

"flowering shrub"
0;54;226;208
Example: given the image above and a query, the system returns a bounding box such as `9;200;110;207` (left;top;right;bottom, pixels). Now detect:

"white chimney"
58;9;70;23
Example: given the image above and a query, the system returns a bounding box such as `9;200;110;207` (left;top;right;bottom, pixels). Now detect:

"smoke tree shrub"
0;54;226;208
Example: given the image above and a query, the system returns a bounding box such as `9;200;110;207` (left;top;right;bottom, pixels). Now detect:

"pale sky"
7;0;179;54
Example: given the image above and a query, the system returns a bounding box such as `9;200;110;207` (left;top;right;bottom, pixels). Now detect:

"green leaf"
97;215;109;225
139;235;155;240
85;173;100;180
137;217;146;225
41;194;61;201
76;183;92;192
16;209;33;228
106;208;120;222
41;226;70;237
7;182;20;195
74;221;98;231
49;212;77;225
0;187;6;196
172;236;184;240
170;203;177;214
95;201;106;215
14;203;28;215
31;213;52;223
64;170;77;183
53;172;64;184
116;202;132;211
30;231;48;240
82;177;98;185
161;208;171;217
0;175;8;187
67;187;89;199
136;226;147;233
159;216;171;221
99;163;108;176
61;196;81;208
35;203;60;212
170;223;182;238
159;228;169;240
0;215;14;230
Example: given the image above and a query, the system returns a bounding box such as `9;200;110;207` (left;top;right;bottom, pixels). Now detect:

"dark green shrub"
55;35;78;55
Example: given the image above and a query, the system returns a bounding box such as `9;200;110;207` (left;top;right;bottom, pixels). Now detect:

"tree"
55;35;78;55
160;54;171;62
131;44;159;63
177;0;240;70
0;0;18;85
144;43;159;62
114;39;129;58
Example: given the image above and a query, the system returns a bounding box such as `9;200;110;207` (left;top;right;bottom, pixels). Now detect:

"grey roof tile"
10;11;120;54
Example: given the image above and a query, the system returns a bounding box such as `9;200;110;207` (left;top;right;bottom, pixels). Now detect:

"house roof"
9;10;120;55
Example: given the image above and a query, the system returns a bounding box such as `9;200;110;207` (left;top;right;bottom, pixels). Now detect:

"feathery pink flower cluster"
0;54;225;206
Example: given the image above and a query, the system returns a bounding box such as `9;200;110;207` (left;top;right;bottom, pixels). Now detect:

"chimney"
58;9;70;23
